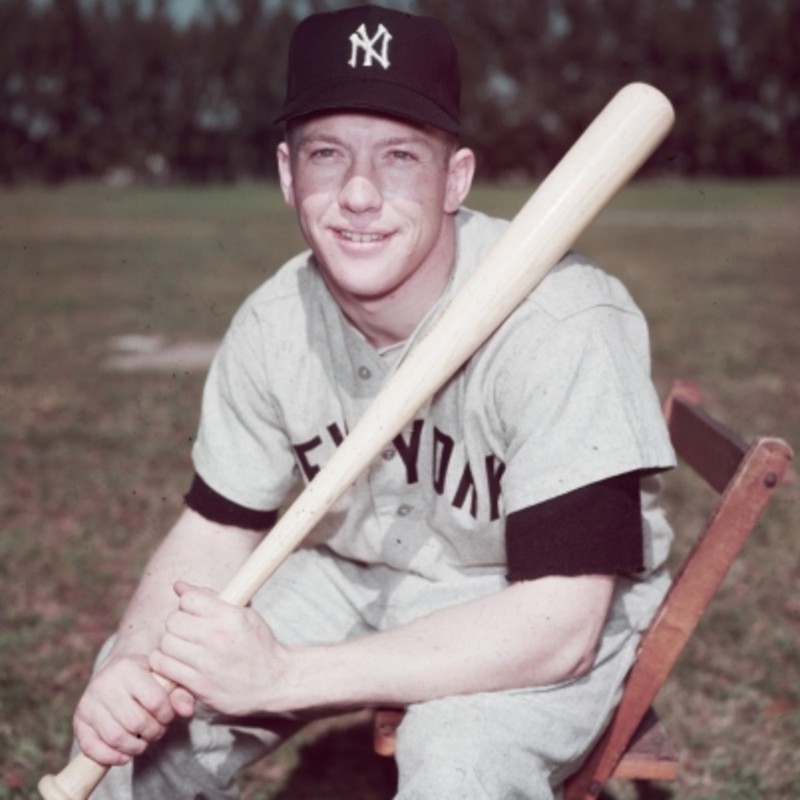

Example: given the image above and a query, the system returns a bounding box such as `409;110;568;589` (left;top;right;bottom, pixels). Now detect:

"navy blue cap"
274;6;461;134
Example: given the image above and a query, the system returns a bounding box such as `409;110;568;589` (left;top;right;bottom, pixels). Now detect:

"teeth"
340;230;384;243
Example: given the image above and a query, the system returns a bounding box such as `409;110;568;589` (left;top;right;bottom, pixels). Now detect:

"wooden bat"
38;82;674;800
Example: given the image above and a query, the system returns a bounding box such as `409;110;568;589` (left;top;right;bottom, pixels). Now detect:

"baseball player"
72;6;675;798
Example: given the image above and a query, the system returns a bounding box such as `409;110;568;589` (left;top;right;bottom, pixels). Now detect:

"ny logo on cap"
348;23;392;69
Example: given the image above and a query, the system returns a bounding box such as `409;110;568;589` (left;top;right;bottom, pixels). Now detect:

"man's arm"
151;573;615;716
72;508;261;765
293;574;616;706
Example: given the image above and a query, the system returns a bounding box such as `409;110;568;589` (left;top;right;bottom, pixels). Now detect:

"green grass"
1;179;798;798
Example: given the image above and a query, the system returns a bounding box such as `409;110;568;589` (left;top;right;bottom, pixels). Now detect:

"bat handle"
38;753;109;800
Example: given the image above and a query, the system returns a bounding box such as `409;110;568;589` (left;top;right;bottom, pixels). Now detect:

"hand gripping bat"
38;82;674;800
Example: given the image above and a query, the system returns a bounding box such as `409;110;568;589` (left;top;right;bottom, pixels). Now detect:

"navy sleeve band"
184;473;279;531
505;471;644;582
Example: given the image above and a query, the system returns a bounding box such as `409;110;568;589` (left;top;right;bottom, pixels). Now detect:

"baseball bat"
39;82;674;800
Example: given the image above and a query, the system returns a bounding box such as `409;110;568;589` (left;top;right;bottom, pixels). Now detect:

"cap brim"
273;78;459;134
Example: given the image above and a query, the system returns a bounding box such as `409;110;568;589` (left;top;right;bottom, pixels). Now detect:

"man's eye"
310;148;338;161
388;149;417;163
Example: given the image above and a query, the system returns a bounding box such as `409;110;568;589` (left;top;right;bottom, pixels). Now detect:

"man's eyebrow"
380;135;433;149
294;132;345;149
294;132;434;150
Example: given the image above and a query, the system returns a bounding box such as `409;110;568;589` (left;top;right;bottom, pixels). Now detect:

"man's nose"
338;161;382;213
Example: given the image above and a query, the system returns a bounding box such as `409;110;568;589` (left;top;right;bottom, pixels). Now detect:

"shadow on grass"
272;721;397;800
627;782;674;800
599;780;675;800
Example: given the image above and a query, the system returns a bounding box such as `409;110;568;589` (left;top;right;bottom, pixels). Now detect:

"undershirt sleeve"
184;473;279;532
505;471;643;582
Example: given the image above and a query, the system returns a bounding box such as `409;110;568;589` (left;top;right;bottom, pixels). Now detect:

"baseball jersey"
190;207;675;584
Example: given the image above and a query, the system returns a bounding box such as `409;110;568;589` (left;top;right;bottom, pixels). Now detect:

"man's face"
277;113;474;310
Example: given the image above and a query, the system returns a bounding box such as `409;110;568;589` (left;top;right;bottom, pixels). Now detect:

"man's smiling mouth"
337;229;388;244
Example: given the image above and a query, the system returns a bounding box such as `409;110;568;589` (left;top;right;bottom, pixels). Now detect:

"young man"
73;6;675;798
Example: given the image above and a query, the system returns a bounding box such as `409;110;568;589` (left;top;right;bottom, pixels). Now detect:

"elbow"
505;575;614;687
518;626;603;687
562;634;601;680
561;613;607;681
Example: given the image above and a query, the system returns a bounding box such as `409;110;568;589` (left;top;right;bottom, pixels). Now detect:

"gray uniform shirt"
192;207;675;589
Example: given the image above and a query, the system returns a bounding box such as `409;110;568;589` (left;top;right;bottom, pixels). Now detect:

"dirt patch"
103;334;218;372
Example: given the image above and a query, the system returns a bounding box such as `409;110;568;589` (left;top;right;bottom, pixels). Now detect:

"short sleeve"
496;300;674;514
191;309;299;512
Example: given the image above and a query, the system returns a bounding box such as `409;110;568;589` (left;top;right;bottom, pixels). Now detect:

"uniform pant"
86;547;666;799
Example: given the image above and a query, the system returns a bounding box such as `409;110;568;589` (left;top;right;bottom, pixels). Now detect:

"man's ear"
444;147;476;214
277;142;295;207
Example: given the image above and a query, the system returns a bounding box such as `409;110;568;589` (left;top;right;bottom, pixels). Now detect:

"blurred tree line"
1;0;797;184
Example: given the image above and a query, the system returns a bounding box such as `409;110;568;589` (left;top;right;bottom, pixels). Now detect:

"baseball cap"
274;5;461;134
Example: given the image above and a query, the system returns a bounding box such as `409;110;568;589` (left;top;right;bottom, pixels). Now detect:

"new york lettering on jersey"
292;417;506;522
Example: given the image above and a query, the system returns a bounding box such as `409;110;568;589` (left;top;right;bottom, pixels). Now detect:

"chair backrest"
564;379;793;799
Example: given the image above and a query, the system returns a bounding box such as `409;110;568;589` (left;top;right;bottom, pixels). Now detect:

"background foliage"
2;0;799;184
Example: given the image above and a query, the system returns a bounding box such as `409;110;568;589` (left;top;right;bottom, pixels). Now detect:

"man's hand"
72;652;190;766
149;581;289;717
70;511;264;765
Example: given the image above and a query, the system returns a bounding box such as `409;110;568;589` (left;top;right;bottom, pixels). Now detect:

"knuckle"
150;723;168;742
147;649;162;670
155;702;176;725
74;725;93;754
163;615;180;636
210;630;232;651
103;721;132;750
139;688;166;715
122;708;148;737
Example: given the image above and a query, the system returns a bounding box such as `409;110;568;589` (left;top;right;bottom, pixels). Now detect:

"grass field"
1;179;798;798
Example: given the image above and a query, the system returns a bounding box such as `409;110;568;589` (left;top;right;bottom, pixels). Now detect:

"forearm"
109;508;261;659
270;574;615;712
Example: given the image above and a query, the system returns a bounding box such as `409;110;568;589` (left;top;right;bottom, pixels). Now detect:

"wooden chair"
373;379;793;797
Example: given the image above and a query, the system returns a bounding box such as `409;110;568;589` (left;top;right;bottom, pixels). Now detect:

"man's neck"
339;284;447;349
326;220;458;350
